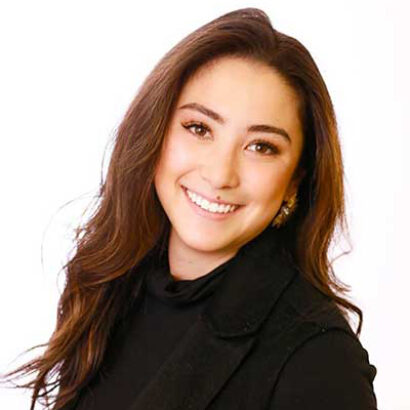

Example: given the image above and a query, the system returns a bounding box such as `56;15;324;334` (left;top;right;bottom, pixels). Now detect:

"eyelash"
181;121;280;156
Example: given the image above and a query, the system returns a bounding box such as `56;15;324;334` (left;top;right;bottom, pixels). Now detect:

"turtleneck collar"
143;225;290;312
144;247;238;307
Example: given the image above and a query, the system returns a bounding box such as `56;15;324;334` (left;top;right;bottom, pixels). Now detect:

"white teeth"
186;188;238;214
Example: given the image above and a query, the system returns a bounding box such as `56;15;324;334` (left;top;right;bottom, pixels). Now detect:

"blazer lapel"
127;227;297;410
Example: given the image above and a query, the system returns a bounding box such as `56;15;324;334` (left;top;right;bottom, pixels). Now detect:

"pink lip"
181;185;241;206
182;185;244;220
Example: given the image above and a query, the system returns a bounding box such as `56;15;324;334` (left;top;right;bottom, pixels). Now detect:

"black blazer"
61;227;378;409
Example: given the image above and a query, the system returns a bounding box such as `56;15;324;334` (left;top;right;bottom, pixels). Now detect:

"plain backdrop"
1;1;409;409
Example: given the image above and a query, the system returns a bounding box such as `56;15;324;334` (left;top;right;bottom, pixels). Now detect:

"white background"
1;1;409;409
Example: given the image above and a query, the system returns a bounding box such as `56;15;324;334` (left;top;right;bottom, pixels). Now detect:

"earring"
271;193;298;228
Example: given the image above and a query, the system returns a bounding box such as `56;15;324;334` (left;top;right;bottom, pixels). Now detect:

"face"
154;56;304;259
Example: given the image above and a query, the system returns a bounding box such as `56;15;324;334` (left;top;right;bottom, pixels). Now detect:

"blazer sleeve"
269;328;378;410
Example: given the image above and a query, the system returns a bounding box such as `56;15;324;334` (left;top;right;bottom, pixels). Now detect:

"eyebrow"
178;102;291;144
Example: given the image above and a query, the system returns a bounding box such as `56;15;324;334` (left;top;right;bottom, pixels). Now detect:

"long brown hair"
1;8;361;409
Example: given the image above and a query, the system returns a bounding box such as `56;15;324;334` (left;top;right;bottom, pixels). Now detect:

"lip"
181;185;241;206
181;185;244;220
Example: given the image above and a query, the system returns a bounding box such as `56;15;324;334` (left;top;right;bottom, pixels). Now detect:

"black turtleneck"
69;229;377;410
145;248;235;307
73;248;238;410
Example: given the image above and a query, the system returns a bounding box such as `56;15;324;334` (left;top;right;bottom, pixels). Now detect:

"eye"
247;139;279;156
182;121;211;139
181;122;279;156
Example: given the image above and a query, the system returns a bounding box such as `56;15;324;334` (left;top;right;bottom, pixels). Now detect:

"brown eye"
182;122;211;139
247;140;279;156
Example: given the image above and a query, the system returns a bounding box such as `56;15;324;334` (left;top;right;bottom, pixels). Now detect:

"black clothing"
66;227;378;409
73;250;236;410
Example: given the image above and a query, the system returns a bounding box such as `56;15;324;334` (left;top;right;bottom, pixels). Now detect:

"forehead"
179;57;299;119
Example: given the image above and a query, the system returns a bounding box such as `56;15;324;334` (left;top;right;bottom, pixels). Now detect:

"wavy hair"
1;7;361;409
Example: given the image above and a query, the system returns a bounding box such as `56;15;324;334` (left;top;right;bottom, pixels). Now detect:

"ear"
284;168;306;201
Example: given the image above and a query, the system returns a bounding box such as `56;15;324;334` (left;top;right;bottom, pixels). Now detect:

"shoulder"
269;328;378;409
266;273;378;409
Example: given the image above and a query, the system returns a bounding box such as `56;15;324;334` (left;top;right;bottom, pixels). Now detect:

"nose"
199;144;240;189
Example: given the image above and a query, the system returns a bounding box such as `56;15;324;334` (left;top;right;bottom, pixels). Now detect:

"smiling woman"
154;56;305;281
1;7;378;410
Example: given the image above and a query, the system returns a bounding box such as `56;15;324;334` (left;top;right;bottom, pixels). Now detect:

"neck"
167;229;240;281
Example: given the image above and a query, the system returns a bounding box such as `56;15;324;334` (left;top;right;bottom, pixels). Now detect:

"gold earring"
271;193;298;228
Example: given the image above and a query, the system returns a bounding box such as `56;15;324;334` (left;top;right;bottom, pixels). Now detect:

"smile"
182;186;242;217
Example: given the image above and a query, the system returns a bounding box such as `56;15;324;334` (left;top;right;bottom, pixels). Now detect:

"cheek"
155;132;194;183
244;164;291;204
169;132;200;170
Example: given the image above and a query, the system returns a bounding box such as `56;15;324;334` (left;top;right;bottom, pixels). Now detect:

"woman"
2;7;378;409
